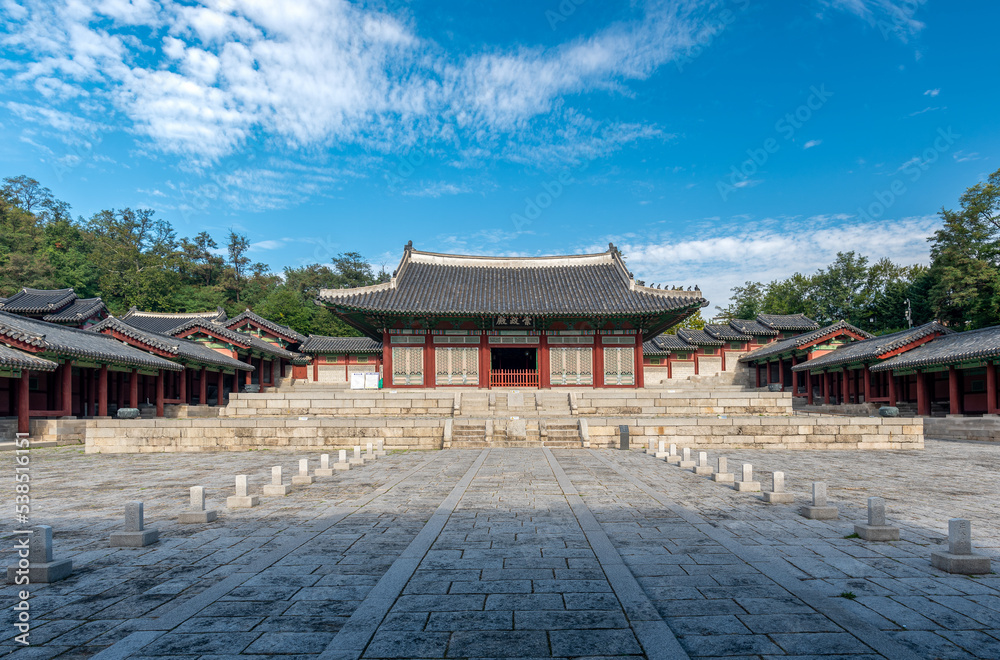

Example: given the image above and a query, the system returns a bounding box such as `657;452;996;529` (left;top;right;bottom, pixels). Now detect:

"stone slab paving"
2;440;999;659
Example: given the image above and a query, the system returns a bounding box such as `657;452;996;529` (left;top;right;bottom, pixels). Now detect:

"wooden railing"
490;369;539;388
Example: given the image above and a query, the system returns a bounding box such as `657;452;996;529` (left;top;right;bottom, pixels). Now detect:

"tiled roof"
158;318;301;360
0;310;182;371
871;325;1000;373
642;339;670;357
0;288;77;314
728;318;779;336
122;308;227;334
740;320;874;363
241;333;301;360
0;344;58;372
299;336;383;354
757;313;820;331
42;297;108;323
677;328;724;346
89;317;253;371
647;334;696;352
704;324;752;341
225;309;306;344
318;245;705;317
791;321;951;372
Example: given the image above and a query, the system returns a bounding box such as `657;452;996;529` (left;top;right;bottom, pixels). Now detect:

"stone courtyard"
3;440;999;659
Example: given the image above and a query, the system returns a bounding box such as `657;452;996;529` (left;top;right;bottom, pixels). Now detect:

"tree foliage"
0;174;391;337
717;167;1000;334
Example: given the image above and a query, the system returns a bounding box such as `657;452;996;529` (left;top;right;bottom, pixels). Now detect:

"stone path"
1;440;998;658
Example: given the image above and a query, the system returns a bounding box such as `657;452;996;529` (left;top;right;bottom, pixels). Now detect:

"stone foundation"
923;416;1000;442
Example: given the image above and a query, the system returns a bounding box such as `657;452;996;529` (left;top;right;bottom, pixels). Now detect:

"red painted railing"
490;369;539;388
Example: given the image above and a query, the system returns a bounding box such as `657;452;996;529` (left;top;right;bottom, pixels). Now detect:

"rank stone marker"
179;486;218;523
735;463;761;492
931;518;992;574
679;447;696;469
227;475;260;508
693;451;713;476
263;466;292;496
366;442;375;459
349;445;365;465
712;456;734;482
6;525;72;584
645;440;655;455
110;501;159;547
763;471;795;503
375;439;387;457
854;496;900;541
666;443;681;464
655;440;669;459
800;481;839;519
316;453;334;477
292;458;315;485
335;449;351;471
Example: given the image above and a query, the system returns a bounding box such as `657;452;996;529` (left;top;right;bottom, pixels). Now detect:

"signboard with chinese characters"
493;315;534;329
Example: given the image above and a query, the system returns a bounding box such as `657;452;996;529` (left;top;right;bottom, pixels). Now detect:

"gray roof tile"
225;309;306;344
0;344;58;372
89;317;253;371
757;313;821;331
740;320;874;363
677;328;724;346
0;288;77;314
42;297;108;323
299;336;382;354
729;319;779;336
792;321;951;371
871;325;1000;373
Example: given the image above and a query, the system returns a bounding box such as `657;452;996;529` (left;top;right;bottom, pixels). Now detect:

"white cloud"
908;106;942;117
0;0;711;164
803;139;822;149
591;214;940;311
822;0;925;42
924;88;940;96
402;182;471;198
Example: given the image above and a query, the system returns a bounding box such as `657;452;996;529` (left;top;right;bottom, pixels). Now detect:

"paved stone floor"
1;440;998;659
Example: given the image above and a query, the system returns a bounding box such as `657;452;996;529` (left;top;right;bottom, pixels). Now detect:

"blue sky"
1;0;997;310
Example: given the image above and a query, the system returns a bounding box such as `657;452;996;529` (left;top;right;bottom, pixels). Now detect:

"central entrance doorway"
490;347;539;387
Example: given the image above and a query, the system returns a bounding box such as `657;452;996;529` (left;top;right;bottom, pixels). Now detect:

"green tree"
716;281;765;320
226;229;251;303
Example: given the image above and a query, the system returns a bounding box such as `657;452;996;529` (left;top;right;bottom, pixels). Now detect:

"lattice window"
392;347;423;385
604;346;635;385
435;347;479;385
550;347;593;385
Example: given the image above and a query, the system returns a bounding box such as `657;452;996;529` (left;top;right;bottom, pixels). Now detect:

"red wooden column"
635;332;644;389
594;339;605;387
948;366;961;415
755;364;761;388
62;363;73;416
823;371;830;404
916;370;930;416
692;349;699;375
478;336;489;389
422;339;434;389
806;372;814;404
777;358;784;390
313;357;319;382
841;367;849;404
155;371;165;417
539;334;550;389
245;360;252;387
179;367;188;404
97;364;108;417
862;365;871;404
987;363;998;415
199;367;207;405
888;370;898;407
790;355;798;394
666;355;672;379
384;331;395;388
129;369;139;409
17;371;30;434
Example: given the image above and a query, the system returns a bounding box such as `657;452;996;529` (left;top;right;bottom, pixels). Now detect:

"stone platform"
1;440;997;658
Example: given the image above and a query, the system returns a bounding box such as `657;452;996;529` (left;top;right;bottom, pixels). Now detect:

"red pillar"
635;332;644;389
888;370;898;407
755;363;761;388
17;371;30;434
666;355;672;379
841;367;849;404
155;371;165;417
62;363;73;416
129;369;139;409
313;357;319;382
199;367;207;405
862;365;871;404
594;340;605;387
245;362;252;386
916;370;929;416
777;358;784;390
806;372;814;405
948;366;961;415
823;371;830;404
97;364;108;417
539;334;550;389
790;355;798;394
988;363;998;415
422;340;434;388
179;367;188;404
